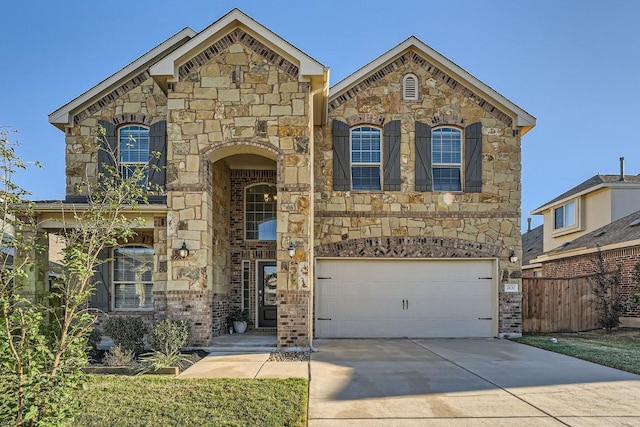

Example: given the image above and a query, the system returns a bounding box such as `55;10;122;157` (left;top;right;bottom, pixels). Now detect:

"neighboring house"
33;9;535;346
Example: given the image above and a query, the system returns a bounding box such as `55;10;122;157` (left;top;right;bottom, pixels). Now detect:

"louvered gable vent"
403;74;418;100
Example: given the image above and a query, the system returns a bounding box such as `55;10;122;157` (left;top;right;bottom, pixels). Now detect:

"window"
242;261;250;311
112;246;154;310
554;201;576;230
403;74;418;100
246;184;277;240
432;127;462;191
119;125;149;186
351;126;381;190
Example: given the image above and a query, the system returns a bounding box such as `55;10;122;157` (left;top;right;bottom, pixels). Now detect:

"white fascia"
330;36;536;134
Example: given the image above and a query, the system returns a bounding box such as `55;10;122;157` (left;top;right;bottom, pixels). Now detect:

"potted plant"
228;309;251;334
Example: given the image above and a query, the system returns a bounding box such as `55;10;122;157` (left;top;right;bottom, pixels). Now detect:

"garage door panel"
315;259;495;338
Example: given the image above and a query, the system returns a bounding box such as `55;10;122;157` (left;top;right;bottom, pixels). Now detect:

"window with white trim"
119;125;149;186
554;201;576;230
112;245;154;310
350;126;381;190
432;127;462;191
246;184;277;240
403;74;418;100
242;261;250;311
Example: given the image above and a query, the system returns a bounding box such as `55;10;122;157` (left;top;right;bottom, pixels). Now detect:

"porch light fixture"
288;242;295;259
178;241;189;259
509;250;518;263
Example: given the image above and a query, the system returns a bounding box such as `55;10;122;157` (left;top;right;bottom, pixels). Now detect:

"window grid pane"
352;167;381;191
433;168;461;191
432;128;462;191
242;261;250;311
246;184;277;240
119;125;149;187
350;127;381;190
113;246;154;310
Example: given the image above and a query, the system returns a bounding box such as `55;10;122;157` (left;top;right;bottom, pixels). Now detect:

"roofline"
530;238;640;263
329;36;536;134
33;202;168;215
531;181;640;214
48;28;196;130
150;8;326;80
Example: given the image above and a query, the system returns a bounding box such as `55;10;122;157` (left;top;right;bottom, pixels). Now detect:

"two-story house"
36;9;535;346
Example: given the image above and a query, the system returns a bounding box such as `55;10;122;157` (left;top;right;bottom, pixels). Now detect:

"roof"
49;28;196;130
532;174;640;214
548;209;640;255
522;224;544;265
329;36;536;135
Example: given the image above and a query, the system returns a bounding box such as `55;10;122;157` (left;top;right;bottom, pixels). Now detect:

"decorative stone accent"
346;114;386;127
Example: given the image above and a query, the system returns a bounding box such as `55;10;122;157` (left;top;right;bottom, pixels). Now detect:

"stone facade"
43;10;534;346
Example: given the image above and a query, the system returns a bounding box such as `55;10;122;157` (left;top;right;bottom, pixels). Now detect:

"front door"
258;261;277;328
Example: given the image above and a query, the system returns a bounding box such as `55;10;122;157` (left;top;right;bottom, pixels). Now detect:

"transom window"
554;201;576;230
351;126;381;190
432;127;462;191
113;246;154;310
119;125;149;185
246;184;277;240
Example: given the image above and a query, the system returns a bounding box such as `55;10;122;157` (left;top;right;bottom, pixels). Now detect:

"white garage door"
315;259;496;338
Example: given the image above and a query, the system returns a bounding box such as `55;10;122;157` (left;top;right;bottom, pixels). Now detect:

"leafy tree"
589;246;624;332
0;126;158;425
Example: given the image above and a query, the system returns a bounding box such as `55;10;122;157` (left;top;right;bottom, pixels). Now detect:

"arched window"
112;245;154;310
432;127;462;191
350;126;382;190
118;125;149;186
403;74;419;100
246;184;277;241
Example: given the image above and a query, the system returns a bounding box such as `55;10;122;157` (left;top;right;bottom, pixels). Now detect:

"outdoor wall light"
509;250;518;263
178;241;190;259
288;242;295;259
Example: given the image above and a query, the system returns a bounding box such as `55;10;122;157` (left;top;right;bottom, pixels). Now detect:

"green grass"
514;333;640;375
72;375;308;427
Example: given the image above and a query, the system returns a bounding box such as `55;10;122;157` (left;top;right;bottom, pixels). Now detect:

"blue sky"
2;0;639;231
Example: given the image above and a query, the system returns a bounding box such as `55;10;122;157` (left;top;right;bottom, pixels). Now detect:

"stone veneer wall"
64;77;167;195
315;50;523;336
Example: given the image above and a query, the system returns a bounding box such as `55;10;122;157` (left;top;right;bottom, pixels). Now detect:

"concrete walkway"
309;338;640;426
178;332;308;379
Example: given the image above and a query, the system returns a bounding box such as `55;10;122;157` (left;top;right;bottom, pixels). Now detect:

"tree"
0;126;158;425
589;246;624;332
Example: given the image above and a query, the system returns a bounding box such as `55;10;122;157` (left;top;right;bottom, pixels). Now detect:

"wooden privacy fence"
522;276;599;333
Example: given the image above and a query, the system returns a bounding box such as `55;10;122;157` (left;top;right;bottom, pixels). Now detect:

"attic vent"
630;218;640;227
403;74;418;100
594;230;606;237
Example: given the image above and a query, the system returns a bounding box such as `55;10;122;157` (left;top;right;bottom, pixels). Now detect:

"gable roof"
522;224;544;265
532;174;640;214
328;36;536;135
49;28;196;130
547;209;640;255
150;9;327;83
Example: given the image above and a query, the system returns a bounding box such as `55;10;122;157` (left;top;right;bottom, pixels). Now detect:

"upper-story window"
554;200;576;230
246;184;277;241
432;127;462;191
119;125;149;186
351;126;382;190
402;74;418;100
112;245;154;310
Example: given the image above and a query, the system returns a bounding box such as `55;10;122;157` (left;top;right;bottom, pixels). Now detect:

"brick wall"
154;290;214;346
498;292;522;337
277;290;309;347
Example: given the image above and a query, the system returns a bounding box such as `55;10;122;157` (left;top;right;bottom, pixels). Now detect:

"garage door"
315;259;496;338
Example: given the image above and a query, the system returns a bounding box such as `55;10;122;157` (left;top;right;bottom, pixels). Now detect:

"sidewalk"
178;332;309;379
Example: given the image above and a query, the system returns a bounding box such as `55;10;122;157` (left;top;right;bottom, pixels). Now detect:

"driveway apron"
308;338;640;426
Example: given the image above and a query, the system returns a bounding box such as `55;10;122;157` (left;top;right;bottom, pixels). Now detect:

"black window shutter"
89;248;110;312
415;121;432;191
97;120;116;181
464;122;483;193
332;119;351;191
149;120;167;189
383;120;401;191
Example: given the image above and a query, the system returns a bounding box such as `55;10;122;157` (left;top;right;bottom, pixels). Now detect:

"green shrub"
137;351;194;374
103;344;135;367
87;326;102;352
150;319;190;355
103;316;147;354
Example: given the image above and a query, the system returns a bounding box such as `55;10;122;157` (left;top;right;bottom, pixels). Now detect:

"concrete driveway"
309;338;640;426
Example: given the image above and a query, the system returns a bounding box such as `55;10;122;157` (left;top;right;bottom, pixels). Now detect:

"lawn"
514;329;640;375
72;375;308;427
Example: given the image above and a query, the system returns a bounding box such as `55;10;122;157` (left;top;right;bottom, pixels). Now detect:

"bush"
103;345;135;367
150;319;190;355
103;316;147;354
